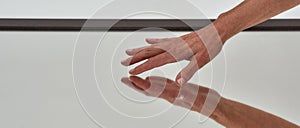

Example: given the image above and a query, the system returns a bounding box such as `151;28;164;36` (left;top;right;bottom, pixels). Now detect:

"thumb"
175;59;199;86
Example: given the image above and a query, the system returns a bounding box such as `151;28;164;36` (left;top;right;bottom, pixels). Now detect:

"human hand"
121;76;222;117
121;24;224;86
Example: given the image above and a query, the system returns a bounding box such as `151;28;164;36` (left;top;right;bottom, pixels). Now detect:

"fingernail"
146;38;156;41
129;69;135;74
177;78;185;86
121;59;128;66
121;57;132;66
126;49;133;53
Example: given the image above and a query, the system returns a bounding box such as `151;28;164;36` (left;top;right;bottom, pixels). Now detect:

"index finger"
129;52;176;75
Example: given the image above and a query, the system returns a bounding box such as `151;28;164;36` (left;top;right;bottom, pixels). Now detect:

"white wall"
1;0;300;127
0;31;299;128
1;0;300;19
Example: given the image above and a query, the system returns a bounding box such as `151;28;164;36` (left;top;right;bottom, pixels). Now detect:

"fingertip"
176;78;185;86
128;76;139;84
121;77;129;83
121;77;135;87
129;68;142;75
129;76;150;90
145;38;158;44
175;73;182;86
121;57;133;66
145;38;153;41
129;75;143;81
175;72;181;80
129;76;134;80
129;68;136;74
125;49;133;55
121;60;129;66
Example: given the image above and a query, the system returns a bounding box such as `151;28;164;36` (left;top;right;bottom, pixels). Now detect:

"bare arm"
207;1;300;126
215;0;300;42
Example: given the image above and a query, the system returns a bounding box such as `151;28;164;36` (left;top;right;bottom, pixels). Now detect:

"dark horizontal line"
0;18;300;31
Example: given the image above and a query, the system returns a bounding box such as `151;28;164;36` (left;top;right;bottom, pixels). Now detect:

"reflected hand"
121;24;224;86
121;76;222;116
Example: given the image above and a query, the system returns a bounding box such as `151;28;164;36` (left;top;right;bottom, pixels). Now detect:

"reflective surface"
0;31;299;128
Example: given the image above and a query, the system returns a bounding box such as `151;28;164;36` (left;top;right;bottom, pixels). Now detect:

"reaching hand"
121;24;224;86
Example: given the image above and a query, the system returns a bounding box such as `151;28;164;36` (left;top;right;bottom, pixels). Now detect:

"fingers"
125;46;148;56
125;38;166;57
128;76;167;99
129;42;194;75
121;77;148;93
129;76;151;90
146;76;176;86
123;38;165;59
123;37;179;66
123;75;222;115
127;76;196;109
145;38;164;44
122;47;165;66
123;38;176;66
129;52;176;75
175;52;210;86
129;76;179;102
121;77;143;90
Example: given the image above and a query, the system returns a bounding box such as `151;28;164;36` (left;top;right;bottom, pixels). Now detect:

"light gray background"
0;31;299;128
1;0;300;127
1;0;300;19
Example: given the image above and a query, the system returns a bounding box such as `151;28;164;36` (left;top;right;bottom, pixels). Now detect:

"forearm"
213;0;300;43
210;98;299;128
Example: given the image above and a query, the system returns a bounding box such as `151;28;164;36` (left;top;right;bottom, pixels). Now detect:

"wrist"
212;12;243;44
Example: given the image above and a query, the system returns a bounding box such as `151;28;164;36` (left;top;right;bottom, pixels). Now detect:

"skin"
121;0;300;86
121;0;300;126
122;76;300;128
